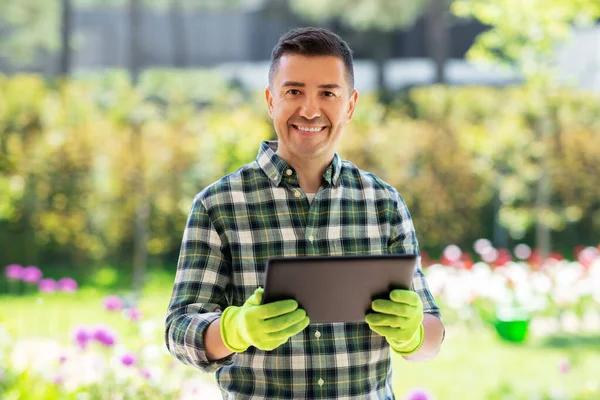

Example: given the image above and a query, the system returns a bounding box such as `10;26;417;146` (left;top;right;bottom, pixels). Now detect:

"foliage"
0;72;271;270
404;85;600;240
450;0;600;253
2;72;600;270
289;0;426;31
452;0;600;77
0;0;60;66
338;93;492;248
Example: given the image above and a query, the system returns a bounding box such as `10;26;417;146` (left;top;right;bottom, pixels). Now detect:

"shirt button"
318;378;324;386
294;190;301;198
286;169;293;176
308;235;314;242
314;330;321;338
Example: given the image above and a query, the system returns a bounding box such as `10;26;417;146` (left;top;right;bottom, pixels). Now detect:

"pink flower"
474;238;492;255
58;277;78;293
121;352;137;367
559;359;570;374
92;326;117;347
577;247;598;269
404;388;434;400
442;244;462;263
103;295;123;311
126;307;142;322
4;264;23;280
21;266;42;283
72;326;92;350
514;244;531;260
38;278;58;293
140;367;152;380
59;354;68;364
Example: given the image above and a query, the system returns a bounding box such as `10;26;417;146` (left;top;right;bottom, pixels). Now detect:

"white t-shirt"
306;193;316;204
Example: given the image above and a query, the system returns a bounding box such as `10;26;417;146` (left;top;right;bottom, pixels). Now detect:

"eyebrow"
281;81;342;90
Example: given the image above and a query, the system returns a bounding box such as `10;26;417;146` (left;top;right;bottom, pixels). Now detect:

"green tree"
452;0;600;256
289;0;450;98
0;1;60;70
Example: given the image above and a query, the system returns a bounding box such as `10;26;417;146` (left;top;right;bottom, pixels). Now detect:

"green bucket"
493;306;530;343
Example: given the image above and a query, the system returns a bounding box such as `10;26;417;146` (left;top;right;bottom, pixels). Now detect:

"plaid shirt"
165;141;441;399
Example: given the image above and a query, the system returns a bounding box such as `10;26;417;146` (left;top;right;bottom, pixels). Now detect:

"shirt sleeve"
164;194;235;373
386;188;442;320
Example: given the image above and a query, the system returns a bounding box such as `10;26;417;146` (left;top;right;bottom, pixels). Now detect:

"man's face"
265;54;358;164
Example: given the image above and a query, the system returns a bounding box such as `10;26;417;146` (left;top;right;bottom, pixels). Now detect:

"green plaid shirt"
166;141;441;399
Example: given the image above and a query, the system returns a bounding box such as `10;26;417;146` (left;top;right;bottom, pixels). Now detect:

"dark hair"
269;27;355;89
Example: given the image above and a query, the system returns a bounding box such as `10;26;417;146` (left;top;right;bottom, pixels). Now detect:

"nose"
299;95;321;120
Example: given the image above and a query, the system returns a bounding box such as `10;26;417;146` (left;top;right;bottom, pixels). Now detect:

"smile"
292;125;326;133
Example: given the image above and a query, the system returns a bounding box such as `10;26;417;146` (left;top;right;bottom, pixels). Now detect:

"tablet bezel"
261;254;417;323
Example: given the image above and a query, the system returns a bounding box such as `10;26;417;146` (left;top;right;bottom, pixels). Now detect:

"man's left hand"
365;289;424;355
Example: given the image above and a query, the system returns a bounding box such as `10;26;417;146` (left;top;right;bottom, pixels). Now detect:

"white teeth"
296;126;323;132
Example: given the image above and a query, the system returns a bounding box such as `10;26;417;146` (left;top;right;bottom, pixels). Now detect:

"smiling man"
165;27;445;399
265;52;357;196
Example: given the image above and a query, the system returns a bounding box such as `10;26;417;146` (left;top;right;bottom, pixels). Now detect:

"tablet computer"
261;254;417;323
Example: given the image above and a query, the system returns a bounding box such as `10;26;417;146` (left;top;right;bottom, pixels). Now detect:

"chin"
295;145;330;160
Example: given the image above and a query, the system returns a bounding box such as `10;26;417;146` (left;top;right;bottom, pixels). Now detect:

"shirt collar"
256;141;343;187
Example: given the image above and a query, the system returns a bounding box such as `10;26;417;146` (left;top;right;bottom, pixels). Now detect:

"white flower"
529;317;560;337
141;344;163;363
180;376;222;400
531;272;552;295
11;339;62;376
560;311;580;333
581;310;600;332
59;349;108;392
139;319;159;340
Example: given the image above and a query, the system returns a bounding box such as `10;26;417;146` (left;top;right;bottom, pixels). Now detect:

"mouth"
291;124;328;135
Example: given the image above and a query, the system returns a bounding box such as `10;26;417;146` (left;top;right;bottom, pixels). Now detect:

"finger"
268;316;310;340
254;299;299;319
257;338;288;351
365;313;406;328
262;309;307;333
367;324;408;339
371;299;415;318
390;290;422;307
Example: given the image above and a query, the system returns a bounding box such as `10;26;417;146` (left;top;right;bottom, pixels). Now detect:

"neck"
276;151;333;193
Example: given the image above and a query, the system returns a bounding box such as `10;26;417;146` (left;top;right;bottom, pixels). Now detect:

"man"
165;27;444;399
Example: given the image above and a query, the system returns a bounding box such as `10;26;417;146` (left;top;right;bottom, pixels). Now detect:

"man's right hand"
220;287;310;352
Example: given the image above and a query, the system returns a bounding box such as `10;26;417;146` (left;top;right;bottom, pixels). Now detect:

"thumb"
246;287;264;306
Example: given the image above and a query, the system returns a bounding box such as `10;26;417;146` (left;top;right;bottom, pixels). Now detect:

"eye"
322;91;335;97
286;89;301;96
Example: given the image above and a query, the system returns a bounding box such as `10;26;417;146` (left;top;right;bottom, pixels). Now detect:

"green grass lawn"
392;324;600;399
1;288;599;399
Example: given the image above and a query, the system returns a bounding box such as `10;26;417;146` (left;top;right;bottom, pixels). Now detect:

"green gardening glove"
220;288;310;352
365;289;424;356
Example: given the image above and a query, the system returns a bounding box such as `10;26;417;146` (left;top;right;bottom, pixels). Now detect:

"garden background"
1;1;600;399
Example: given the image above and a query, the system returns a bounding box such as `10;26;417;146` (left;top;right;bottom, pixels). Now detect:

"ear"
265;86;275;119
346;89;359;121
